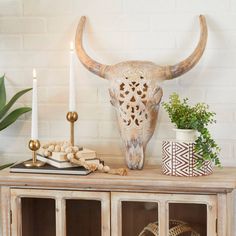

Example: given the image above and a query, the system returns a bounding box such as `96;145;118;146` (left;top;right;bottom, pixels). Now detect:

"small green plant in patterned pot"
162;93;221;177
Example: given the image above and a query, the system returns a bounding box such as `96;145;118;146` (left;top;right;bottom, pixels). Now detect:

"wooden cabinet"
0;166;236;236
10;189;110;236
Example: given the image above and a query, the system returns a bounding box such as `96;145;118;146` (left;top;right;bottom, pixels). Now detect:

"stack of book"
37;148;99;168
10;148;100;176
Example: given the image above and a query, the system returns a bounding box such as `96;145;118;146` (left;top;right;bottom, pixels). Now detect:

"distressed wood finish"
75;15;207;170
1;166;236;193
0;165;236;236
0;186;11;236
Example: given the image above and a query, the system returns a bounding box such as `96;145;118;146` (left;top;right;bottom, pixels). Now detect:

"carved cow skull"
75;15;208;170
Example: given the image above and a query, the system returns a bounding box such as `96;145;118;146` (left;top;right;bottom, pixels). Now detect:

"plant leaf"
0;162;15;170
0;107;31;131
0;74;6;110
0;88;32;120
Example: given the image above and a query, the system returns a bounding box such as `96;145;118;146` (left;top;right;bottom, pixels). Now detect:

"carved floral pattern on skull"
117;71;149;128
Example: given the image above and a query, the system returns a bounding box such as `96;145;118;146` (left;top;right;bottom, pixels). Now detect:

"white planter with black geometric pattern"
162;140;213;177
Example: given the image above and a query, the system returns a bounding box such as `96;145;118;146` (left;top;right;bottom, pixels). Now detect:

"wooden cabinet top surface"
1;165;236;194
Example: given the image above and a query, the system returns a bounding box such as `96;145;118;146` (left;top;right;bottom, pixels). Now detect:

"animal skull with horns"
75;15;208;170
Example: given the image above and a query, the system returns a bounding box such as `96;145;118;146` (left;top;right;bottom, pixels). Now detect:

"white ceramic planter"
174;129;198;142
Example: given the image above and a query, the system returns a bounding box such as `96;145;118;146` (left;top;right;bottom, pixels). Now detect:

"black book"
10;160;91;175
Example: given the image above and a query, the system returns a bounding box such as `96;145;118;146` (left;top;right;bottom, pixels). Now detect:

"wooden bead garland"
38;141;128;176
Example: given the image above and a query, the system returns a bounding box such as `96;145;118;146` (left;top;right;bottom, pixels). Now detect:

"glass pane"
21;198;56;236
66;199;101;236
122;201;159;236
169;203;207;236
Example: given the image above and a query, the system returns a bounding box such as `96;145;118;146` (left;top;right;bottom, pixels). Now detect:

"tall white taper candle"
69;42;76;111
31;68;38;140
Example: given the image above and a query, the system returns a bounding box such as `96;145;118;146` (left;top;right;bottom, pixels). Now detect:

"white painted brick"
123;32;175;50
76;70;108;88
0;17;46;34
98;86;110;104
176;0;229;12
98;121;120;138
124;0;175;13
210;124;236;140
34;69;69;86
176;31;230;50
47;87;98;104
161;87;206;104
0;121;49;137
178;68;236;87
217;141;234;163
0;51;68;67
78;104;116;121
46;16;80;33
76;87;98;103
77;121;98;138
87;15;150;32
5;85;48;103
227;32;236;49
0;35;22;50
0;137;29;154
154;123;175;139
206;88;236;104
0;69;69;87
85;32;124;51
204;50;236;68
0;0;22;16
23;0;72;16
78;139;123;156
72;0;123;14
230;0;236;11
49;121;98;139
23;34;72;50
208;104;236;123
39;104;67;121
158;107;171;124
146;140;163;157
207;14;236;30
151;14;198;31
0;70;29;86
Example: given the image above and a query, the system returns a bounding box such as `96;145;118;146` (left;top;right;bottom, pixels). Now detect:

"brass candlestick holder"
24;140;45;167
66;111;78;146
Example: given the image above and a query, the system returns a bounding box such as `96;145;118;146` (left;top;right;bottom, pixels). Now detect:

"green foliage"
0;162;15;170
162;93;221;167
0;74;32;169
0;74;32;131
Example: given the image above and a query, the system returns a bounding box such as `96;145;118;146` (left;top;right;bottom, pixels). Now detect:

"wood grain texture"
1;166;236;194
0;166;235;236
0;187;11;236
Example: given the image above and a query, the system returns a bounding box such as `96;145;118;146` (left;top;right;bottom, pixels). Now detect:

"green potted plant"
0;74;32;169
162;93;220;176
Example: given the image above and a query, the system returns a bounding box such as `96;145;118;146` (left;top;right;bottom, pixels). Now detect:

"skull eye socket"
140;76;144;79
125;77;128;80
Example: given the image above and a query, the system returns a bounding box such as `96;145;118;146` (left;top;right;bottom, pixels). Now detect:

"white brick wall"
0;0;236;232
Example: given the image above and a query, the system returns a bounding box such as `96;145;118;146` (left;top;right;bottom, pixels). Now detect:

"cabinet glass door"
11;189;110;236
167;194;217;236
21;198;56;236
111;192;160;236
169;203;206;235
66;199;101;236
